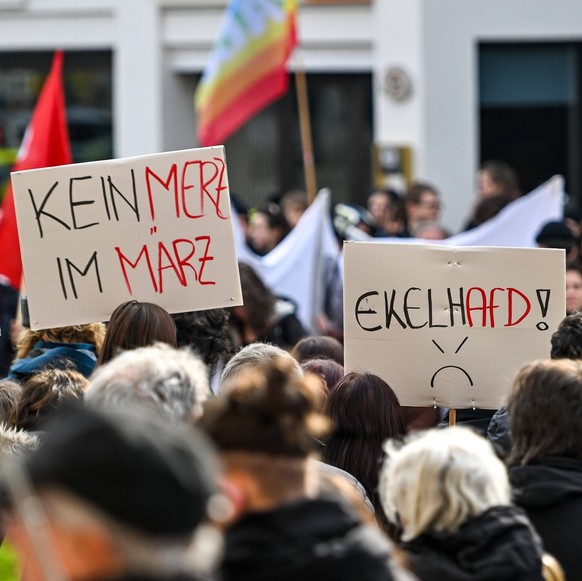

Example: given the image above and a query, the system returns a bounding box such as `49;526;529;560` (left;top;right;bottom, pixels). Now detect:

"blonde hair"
15;323;106;360
379;426;510;541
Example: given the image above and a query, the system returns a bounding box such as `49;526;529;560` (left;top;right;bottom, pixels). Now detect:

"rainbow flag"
195;0;297;147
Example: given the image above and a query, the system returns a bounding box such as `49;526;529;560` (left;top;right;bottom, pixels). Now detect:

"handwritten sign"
343;243;566;408
12;146;243;330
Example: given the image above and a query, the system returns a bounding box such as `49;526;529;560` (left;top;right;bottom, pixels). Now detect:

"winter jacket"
400;505;543;581
8;340;98;380
221;495;397;581
511;456;582;581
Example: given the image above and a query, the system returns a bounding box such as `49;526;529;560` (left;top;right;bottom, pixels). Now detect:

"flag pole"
294;55;317;205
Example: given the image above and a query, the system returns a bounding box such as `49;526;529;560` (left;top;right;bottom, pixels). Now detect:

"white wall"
374;0;582;232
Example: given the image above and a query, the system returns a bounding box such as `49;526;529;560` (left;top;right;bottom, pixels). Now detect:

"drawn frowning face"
430;336;474;389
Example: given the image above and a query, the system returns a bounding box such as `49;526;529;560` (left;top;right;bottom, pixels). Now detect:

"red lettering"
181;158;229;220
145;164;179;220
505;287;531;327
115;236;215;295
115;245;158;294
465;287;487;327
194;235;215;285
488;287;505;327
158;241;186;293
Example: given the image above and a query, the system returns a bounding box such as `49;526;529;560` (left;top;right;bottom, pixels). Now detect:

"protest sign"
12;146;242;330
343;243;566;408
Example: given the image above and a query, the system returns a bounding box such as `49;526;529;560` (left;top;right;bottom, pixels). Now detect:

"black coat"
511;456;582;581
400;505;543;581
221;495;396;581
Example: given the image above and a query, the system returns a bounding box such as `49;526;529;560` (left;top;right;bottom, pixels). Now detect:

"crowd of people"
0;295;578;580
0;159;580;581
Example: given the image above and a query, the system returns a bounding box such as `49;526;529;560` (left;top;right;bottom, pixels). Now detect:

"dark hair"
322;372;405;533
291;336;344;366
280;189;307;212
551;311;582;359
405;181;439;205
480;160;521;199
567;260;582;278
509;359;582;464
300;358;344;394
472;193;513;226
173;309;234;369
199;359;328;457
9;368;87;431
234;263;276;336
256;202;290;233
97;301;177;366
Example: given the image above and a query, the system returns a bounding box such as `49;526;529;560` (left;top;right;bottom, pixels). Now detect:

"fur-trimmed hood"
0;423;39;458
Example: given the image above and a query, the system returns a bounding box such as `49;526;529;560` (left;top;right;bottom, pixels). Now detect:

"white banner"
232;189;340;331
13;146;242;329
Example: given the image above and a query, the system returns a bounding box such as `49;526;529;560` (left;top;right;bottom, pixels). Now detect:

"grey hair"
86;343;209;422
220;342;303;392
0;423;39;458
379;426;510;541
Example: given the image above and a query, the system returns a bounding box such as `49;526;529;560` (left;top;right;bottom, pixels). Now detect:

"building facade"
0;0;581;230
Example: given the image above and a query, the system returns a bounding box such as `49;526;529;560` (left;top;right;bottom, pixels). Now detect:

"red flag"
0;51;72;290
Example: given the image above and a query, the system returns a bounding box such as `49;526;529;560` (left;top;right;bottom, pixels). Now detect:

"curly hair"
173;309;234;369
551;311;582;359
9;368;87;431
15;323;106;360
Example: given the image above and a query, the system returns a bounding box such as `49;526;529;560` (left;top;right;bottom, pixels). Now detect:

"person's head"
410;220;450;241
300;358;344;395
322;372;405;531
477;160;520;200
15;323;106;361
232;263;276;337
9;368;87;432
200;358;328;510
509;359;582;465
405;182;441;226
2;404;218;581
367;189;393;229
551;311;582;359
291;335;344;366
536;220;576;254
279;189;307;229
471;193;513;227
220;342;303;393
97;301;177;366
173;308;234;371
379;426;510;541
247;203;289;255
87;344;209;423
566;261;582;314
0;379;21;423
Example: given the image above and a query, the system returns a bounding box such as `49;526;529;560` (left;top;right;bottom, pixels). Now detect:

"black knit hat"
535;220;574;244
13;403;217;536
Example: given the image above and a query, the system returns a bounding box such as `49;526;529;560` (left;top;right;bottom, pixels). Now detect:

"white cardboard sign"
343;243;566;409
12;146;243;330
